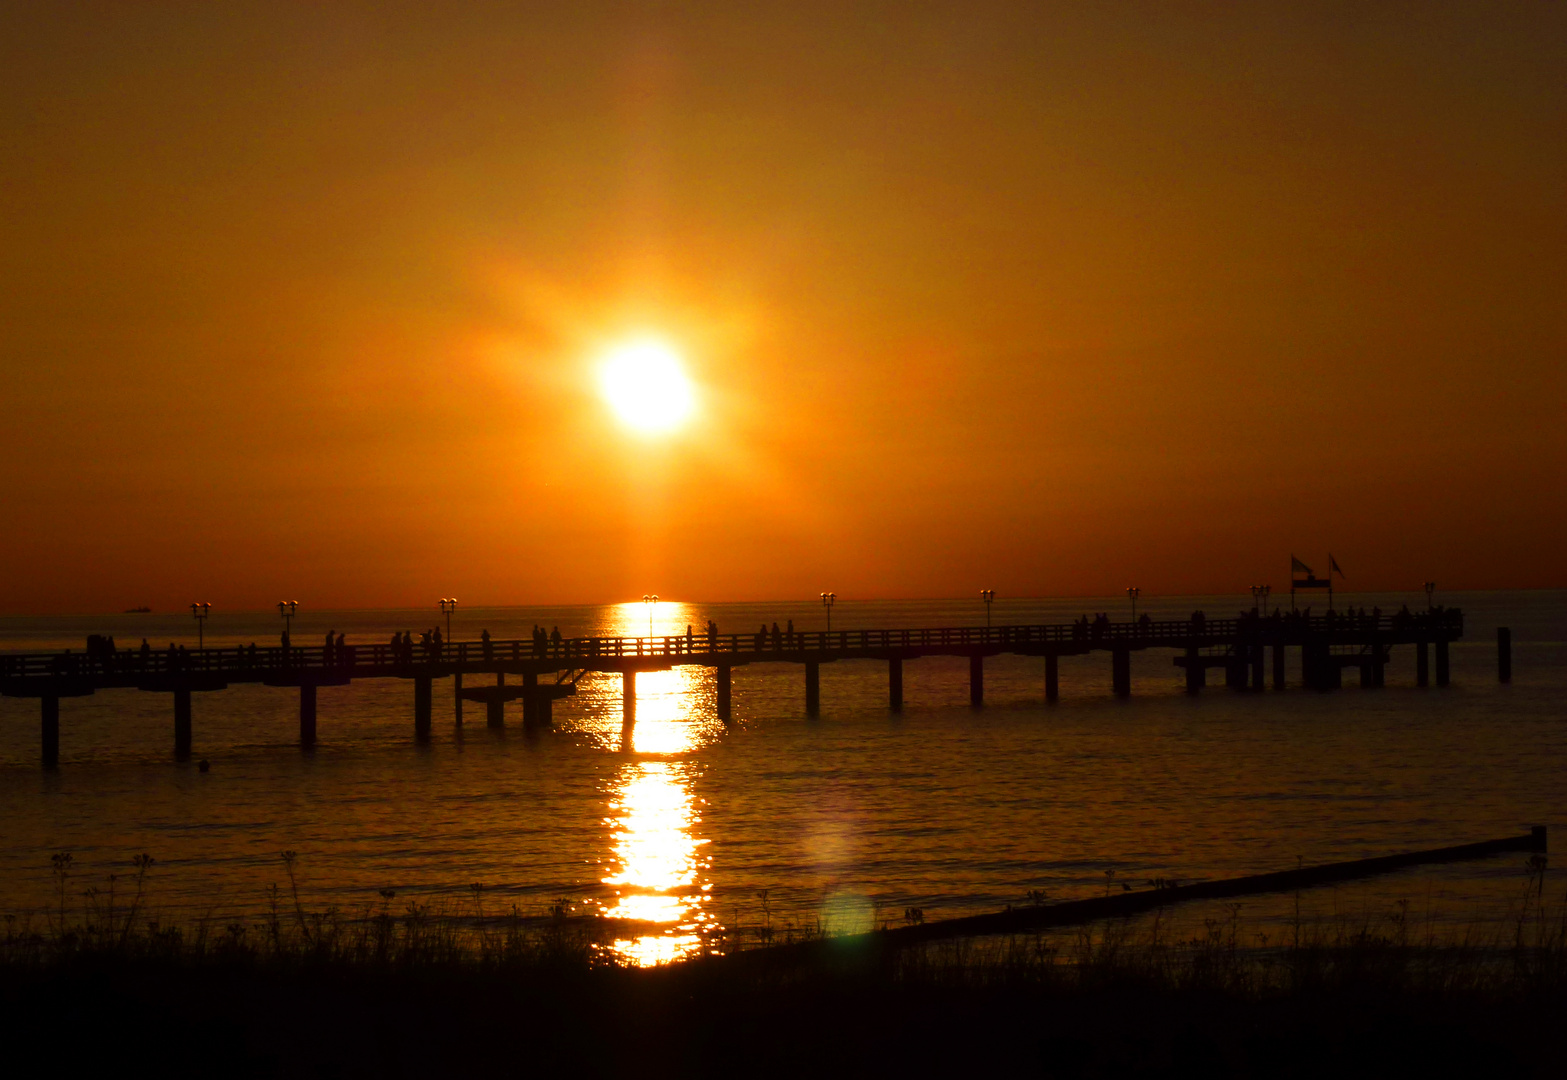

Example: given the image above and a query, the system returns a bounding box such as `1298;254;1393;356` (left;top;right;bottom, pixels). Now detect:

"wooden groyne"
741;827;1548;960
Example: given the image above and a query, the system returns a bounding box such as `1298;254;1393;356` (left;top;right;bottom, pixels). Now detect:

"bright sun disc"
597;340;696;434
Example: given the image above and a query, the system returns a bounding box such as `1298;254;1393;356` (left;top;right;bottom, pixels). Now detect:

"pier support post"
1184;646;1203;694
1111;647;1130;698
888;657;902;711
622;671;636;727
523;673;548;729
42;696;59;768
414;676;432;738
1358;660;1374;688
487;672;506;728
300;684;317;748
1250;644;1264;691
1044;653;1059;703
1371;644;1385;688
522;672;539;727
805;661;820;716
716;664;732;722
969;654;983;707
174;687;192;759
1498;627;1511;683
1272;643;1285;690
1435;640;1450;686
454;672;463;725
1225;652;1245;689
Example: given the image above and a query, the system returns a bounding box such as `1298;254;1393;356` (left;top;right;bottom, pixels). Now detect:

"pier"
3;609;1467;766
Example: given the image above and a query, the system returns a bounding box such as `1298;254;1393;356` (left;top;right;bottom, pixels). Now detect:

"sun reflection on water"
597;603;717;965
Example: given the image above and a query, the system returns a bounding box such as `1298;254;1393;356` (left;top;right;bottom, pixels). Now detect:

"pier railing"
0;610;1464;683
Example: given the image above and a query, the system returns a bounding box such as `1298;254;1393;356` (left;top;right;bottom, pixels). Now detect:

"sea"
1;591;1562;964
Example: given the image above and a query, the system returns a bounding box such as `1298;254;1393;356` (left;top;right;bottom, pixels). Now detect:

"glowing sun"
597;339;696;434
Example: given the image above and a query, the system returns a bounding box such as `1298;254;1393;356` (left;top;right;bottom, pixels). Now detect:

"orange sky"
2;2;1564;613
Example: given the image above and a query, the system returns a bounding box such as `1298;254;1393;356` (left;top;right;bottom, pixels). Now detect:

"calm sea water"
2;591;1563;963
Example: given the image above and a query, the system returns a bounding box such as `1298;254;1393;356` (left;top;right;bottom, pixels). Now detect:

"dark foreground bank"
4;922;1564;1078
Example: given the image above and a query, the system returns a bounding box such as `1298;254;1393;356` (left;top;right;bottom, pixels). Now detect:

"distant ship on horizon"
124;606;152;614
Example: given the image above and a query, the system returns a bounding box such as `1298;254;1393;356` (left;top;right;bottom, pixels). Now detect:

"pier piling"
42;695;58;768
453;672;463;725
969;654;983;706
1249;644;1264;691
1272;643;1285;690
1224;653;1245;689
1498;627;1511;683
888;657;902;711
487;672;505;728
716;664;732;722
1044;653;1059;702
414;676;432;737
523;672;538;726
805;661;820;716
174;687;192;759
299;684;316;747
1435;640;1450;686
622;671;636;726
1111;646;1130;697
1184;646;1203;693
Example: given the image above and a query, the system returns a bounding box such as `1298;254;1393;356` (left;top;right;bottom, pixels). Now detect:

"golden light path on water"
597;602;714;965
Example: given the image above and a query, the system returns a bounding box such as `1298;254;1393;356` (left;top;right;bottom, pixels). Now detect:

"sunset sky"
3;2;1563;613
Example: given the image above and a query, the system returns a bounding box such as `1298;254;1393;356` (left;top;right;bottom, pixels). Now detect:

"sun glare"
597;339;696;435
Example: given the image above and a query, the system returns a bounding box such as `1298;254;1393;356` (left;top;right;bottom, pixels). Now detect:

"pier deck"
2;610;1465;766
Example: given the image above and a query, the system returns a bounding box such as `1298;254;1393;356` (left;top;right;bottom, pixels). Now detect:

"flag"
1329;554;1345;579
1291;556;1313;575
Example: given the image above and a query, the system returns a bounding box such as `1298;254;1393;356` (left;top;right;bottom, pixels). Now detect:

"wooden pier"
2;609;1467;766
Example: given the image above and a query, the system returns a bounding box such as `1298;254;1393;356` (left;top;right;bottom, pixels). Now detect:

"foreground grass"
2;855;1562;1077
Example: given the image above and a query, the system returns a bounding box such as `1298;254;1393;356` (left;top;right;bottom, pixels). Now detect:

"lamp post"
821;591;836;632
190;602;210;651
980;589;995;628
277;600;298;642
1259;584;1271;615
642;594;658;638
439;597;457;641
1424;581;1436;611
1126;586;1140;622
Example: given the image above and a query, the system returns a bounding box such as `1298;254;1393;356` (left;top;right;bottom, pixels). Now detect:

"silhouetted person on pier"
550;626;562;645
139;639;150;669
481;628;493;662
685;624;693;651
325;631;335;665
771;622;781;650
756;624;766;649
